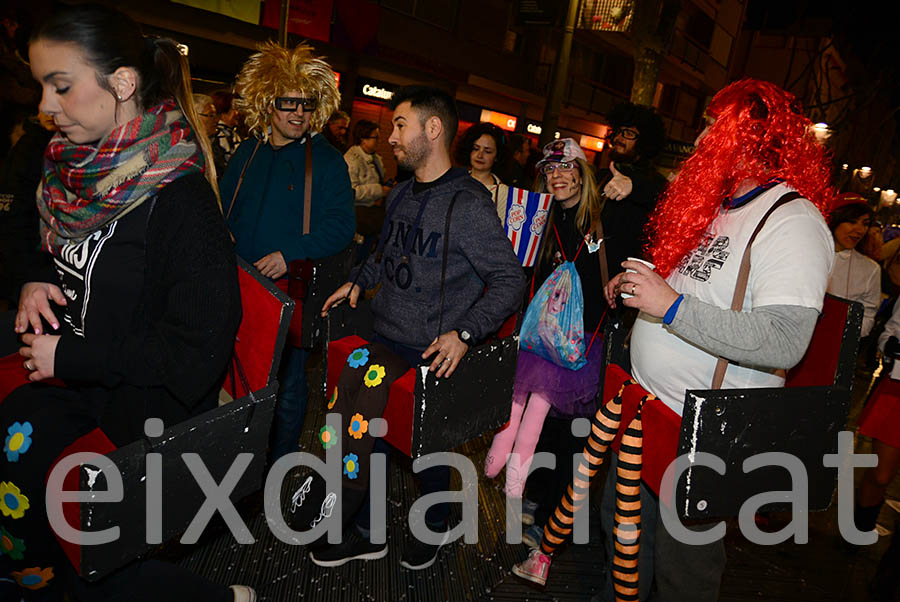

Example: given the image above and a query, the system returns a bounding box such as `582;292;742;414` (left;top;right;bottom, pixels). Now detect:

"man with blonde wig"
221;41;355;460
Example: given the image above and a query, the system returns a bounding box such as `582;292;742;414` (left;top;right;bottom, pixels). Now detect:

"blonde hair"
536;158;604;270
235;41;340;142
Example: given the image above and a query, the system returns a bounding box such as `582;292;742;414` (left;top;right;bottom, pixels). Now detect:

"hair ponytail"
143;37;220;204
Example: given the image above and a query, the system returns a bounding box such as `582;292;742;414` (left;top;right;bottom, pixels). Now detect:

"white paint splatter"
84;466;101;488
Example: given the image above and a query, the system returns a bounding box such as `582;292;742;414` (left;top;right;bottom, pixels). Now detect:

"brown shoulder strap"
303;132;312;235
594;221;609;290
225;138;262;221
710;191;801;389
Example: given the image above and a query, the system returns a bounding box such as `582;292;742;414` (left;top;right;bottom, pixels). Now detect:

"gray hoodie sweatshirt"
351;168;526;350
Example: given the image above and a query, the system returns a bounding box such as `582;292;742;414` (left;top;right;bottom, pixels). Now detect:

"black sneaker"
399;527;451;570
308;529;388;568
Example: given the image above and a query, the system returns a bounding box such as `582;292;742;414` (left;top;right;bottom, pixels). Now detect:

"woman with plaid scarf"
0;5;251;601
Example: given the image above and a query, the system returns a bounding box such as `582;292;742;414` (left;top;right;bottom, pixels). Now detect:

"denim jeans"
270;345;310;461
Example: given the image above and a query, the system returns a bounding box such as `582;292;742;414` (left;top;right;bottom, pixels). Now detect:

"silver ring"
25;361;33;371
443;357;451;363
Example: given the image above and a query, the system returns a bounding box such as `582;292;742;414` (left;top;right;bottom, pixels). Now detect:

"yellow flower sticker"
348;413;369;439
0;481;29;519
363;364;386;388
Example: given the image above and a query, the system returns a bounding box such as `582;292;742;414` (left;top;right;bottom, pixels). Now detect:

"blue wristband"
663;294;684;325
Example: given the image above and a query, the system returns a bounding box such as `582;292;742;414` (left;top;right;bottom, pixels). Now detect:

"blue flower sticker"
343;453;360;480
347;347;370;369
5;422;33;463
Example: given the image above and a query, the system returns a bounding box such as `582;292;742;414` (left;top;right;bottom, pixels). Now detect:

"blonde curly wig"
235;41;340;141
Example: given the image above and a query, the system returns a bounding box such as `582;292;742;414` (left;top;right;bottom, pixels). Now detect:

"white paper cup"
620;257;655;299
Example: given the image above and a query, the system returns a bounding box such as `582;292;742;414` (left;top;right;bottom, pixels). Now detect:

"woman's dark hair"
211;90;235;116
455;122;507;170
31;4;219;196
352;119;379;145
828;202;873;233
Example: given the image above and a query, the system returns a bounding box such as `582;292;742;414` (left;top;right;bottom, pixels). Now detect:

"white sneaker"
230;585;257;602
511;548;551;586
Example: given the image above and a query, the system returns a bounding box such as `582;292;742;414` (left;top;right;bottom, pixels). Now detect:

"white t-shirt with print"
630;183;835;416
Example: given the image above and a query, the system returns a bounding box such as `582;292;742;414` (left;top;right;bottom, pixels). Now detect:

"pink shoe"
511;548;551;586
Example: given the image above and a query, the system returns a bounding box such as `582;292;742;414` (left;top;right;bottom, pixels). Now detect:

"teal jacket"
222;133;355;264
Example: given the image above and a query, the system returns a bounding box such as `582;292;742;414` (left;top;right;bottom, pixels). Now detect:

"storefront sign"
580;135;605;152
526;122;542;135
362;84;393;100
480;109;518;132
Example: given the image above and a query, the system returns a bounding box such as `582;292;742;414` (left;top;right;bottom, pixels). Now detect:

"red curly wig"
646;79;834;277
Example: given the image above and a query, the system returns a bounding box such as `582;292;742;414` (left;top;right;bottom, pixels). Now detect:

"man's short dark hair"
607;102;666;162
390;85;459;147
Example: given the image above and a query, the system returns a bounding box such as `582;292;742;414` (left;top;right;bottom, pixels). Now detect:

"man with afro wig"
221;41;355;460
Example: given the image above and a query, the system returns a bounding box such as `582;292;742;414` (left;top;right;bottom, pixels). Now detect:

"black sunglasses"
274;97;317;112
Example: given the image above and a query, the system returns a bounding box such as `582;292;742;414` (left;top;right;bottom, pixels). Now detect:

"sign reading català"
357;79;396;101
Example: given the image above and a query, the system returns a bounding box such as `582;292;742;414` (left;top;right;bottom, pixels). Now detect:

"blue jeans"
270;345;310;461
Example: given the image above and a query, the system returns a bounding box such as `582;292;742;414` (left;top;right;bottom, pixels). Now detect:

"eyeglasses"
540;161;577;175
612;127;640;141
274;97;317;112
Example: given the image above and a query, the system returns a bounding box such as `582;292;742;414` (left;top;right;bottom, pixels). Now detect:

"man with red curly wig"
599;79;835;601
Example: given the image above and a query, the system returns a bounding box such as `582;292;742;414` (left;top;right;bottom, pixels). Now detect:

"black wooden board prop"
674;385;849;520
410;336;518;458
674;296;862;520
300;243;357;348
76;383;278;580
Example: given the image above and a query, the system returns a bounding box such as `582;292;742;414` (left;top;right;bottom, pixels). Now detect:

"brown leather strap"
225;138;262;221
710;191;801;389
303;132;312;235
594;221;609;290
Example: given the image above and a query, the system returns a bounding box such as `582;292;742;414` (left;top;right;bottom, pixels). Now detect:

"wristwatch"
456;329;472;347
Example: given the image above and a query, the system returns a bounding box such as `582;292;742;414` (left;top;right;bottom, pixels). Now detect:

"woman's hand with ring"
19;333;60;382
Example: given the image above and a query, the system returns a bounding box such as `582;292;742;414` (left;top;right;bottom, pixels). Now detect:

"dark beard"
396;131;430;171
608;148;637;164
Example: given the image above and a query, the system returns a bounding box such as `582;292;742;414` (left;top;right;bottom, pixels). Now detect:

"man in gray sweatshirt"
320;86;525;569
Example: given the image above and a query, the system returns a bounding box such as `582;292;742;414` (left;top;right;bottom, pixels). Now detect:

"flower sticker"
348;413;369;439
0;526;25;560
11;566;54;590
327;387;338;410
0;482;29;519
363;364;386;388
347;347;370;369
319;425;338;450
343;453;359;480
4;421;33;462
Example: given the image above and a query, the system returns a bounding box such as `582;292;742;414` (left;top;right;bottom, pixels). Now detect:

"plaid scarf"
38;99;204;255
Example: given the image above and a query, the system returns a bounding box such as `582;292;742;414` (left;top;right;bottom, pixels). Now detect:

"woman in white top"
344;119;390;241
827;192;881;337
456;122;509;224
344;119;389;208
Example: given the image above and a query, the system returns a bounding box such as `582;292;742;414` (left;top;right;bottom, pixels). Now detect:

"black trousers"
0;383;231;601
525;414;589;529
